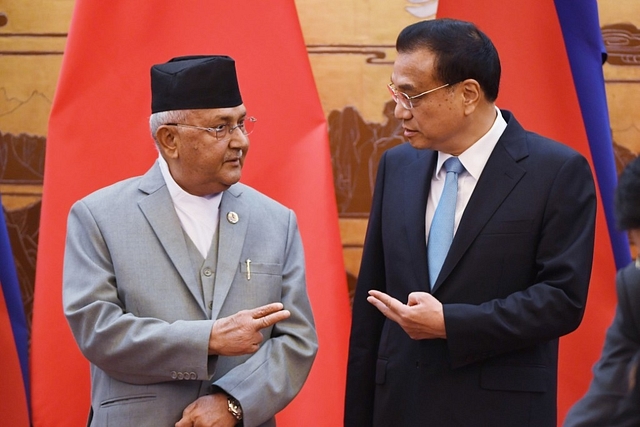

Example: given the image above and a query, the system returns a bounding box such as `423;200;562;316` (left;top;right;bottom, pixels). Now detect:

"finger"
175;404;194;427
366;295;387;312
250;302;285;319
255;309;291;330
368;290;403;311
367;295;401;323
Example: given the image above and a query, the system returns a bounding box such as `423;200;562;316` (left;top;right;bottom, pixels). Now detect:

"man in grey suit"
63;55;318;427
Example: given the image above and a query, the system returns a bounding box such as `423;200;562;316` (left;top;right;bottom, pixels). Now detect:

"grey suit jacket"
564;262;640;426
63;162;318;427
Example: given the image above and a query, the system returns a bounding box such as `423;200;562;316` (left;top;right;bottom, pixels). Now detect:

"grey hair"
149;110;190;143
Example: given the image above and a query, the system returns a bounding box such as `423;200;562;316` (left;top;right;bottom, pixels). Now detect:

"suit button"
190;372;197;380
171;371;178;379
177;372;184;380
203;268;213;277
208;301;213;309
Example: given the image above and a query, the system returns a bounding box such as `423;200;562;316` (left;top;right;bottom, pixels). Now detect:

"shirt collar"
157;155;223;207
435;107;507;180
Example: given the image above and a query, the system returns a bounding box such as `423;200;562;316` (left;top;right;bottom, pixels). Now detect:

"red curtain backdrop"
437;1;618;424
31;1;350;426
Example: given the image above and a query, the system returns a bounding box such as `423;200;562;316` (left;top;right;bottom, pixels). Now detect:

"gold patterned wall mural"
600;0;640;169
0;0;637;324
0;1;73;332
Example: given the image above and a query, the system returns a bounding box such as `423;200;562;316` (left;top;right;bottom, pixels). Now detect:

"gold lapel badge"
227;211;239;224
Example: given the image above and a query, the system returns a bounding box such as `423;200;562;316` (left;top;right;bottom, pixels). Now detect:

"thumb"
407;292;426;306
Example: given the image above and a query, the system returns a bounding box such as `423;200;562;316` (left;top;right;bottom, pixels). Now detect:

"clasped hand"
175;393;235;427
367;290;446;339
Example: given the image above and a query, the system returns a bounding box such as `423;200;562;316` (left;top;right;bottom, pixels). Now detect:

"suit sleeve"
212;210;318;427
344;151;389;427
563;265;640;427
444;152;597;367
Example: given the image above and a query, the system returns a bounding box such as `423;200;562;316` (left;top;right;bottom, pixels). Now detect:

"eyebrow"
208;111;247;122
390;77;416;92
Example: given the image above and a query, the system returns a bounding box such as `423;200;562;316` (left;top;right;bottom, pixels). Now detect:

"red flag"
0;283;30;427
0;193;30;426
31;1;350;426
437;1;618;424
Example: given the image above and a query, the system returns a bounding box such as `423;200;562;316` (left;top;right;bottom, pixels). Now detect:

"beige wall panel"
296;0;436;121
0;56;62;136
295;0;430;45
607;86;640;153
1;0;74;33
309;54;394;122
598;0;640;25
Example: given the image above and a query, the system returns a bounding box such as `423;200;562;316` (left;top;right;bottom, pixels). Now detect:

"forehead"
186;105;247;122
391;49;438;91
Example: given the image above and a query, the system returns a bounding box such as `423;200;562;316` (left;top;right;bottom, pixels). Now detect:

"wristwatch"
227;395;243;422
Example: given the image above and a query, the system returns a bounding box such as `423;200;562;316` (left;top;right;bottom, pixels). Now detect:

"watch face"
228;396;243;420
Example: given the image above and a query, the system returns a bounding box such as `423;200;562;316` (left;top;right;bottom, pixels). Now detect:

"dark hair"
615;156;640;230
396;18;501;102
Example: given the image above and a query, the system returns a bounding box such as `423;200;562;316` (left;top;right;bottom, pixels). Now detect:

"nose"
394;101;412;120
228;127;249;149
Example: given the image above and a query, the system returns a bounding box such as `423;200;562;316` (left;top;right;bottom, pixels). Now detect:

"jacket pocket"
100;393;157;408
239;261;282;276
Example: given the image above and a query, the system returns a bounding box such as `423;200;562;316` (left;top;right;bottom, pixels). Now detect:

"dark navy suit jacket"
345;110;596;427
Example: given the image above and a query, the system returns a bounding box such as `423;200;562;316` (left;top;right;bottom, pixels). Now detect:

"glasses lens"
387;84;411;109
242;117;256;136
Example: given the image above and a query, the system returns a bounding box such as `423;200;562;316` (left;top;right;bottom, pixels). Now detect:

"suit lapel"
137;163;206;313
211;184;249;320
404;150;436;291
432;112;528;293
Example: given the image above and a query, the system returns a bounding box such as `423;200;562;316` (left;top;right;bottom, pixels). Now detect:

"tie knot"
444;157;465;174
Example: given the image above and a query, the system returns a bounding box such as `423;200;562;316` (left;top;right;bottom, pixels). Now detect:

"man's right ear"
155;126;179;159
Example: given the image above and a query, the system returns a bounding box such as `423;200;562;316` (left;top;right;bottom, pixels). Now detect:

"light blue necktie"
428;157;465;289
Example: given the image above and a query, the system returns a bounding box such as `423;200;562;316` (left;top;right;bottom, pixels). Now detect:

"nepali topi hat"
150;55;243;113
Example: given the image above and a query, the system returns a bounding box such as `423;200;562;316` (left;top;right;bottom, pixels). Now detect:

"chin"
407;138;434;151
223;175;242;187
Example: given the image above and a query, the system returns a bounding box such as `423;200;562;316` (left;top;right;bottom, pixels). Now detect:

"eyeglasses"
387;82;450;109
165;116;257;141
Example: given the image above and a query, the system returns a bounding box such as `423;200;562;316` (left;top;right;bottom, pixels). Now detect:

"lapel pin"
227;211;239;224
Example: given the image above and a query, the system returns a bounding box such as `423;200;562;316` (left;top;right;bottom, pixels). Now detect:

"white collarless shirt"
425;108;507;245
158;156;222;258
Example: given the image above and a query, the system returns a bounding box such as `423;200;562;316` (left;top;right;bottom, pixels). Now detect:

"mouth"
403;127;418;138
225;157;242;165
224;150;244;164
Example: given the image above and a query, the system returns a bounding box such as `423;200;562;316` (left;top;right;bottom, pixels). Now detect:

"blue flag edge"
555;0;631;270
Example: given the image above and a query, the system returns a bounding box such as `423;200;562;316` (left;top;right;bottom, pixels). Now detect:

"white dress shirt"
158;155;222;258
425;107;507;245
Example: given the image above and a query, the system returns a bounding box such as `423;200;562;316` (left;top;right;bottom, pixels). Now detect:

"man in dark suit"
345;18;596;427
564;156;640;427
